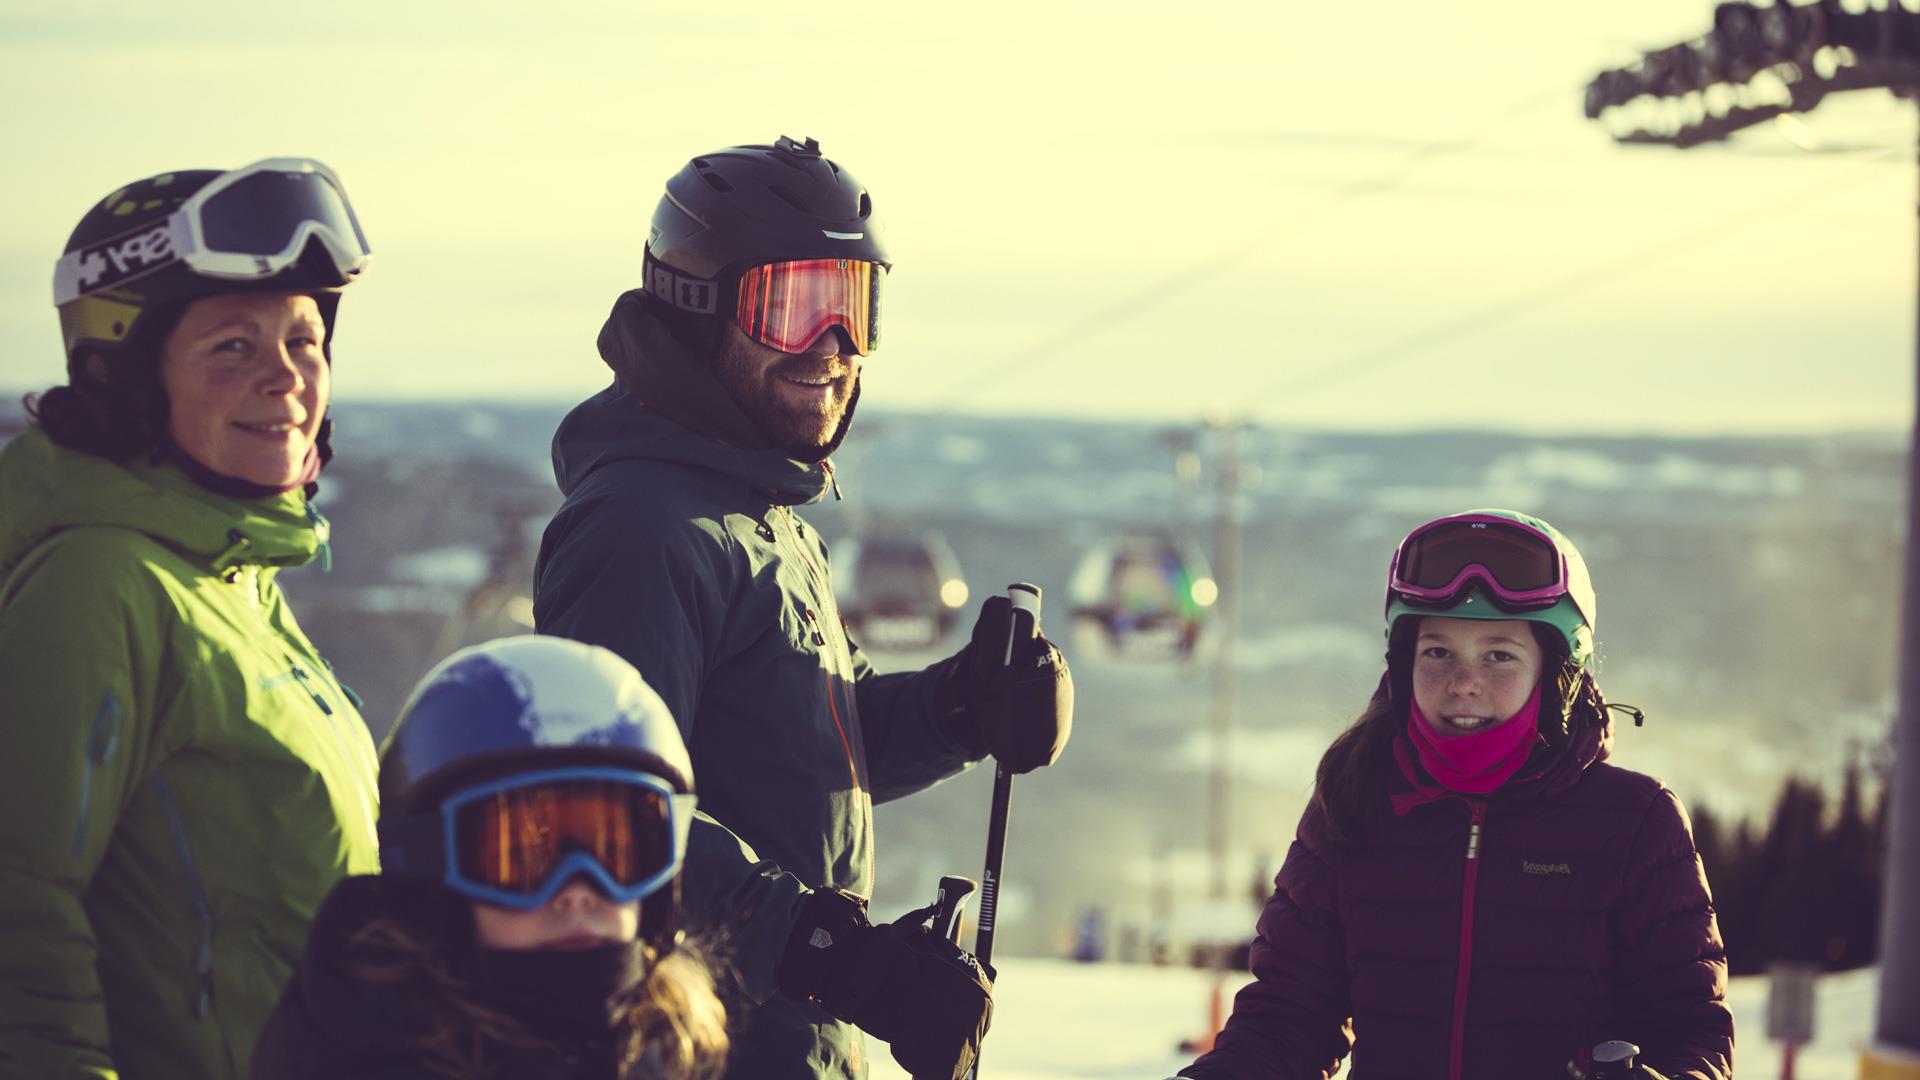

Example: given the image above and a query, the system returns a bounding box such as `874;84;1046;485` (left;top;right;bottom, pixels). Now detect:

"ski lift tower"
1584;5;1920;1075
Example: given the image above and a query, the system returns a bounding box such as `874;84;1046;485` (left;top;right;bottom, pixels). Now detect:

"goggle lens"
1397;520;1562;594
199;169;367;260
453;778;672;896
735;258;882;355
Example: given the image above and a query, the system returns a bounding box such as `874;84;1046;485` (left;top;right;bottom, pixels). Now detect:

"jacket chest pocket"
762;514;856;680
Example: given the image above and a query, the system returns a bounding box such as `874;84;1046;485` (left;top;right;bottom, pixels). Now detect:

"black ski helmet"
56;167;358;383
378;635;695;951
642;136;889;316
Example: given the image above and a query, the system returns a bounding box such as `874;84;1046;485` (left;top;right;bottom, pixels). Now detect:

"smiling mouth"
1443;715;1495;732
778;371;840;388
234;420;302;437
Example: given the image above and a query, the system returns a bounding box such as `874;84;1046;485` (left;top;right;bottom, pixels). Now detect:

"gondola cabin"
1068;534;1216;661
832;531;969;653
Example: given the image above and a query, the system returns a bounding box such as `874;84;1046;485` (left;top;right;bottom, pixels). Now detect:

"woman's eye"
1421;646;1450;660
1488;650;1516;663
212;337;251;354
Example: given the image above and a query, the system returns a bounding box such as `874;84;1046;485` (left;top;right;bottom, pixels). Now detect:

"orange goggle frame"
735;258;883;356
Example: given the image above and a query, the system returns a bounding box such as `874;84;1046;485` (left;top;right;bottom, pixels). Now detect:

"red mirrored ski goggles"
734;258;883;356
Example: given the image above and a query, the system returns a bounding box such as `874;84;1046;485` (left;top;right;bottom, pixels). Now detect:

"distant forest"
1690;756;1888;977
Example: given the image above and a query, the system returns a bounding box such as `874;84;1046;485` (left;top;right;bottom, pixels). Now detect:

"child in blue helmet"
1176;510;1733;1080
253;635;728;1080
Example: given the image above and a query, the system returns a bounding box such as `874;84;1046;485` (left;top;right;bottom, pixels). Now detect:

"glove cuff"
776;889;874;1020
934;652;993;756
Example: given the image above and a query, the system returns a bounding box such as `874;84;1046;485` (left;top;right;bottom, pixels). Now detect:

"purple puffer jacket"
1183;716;1733;1080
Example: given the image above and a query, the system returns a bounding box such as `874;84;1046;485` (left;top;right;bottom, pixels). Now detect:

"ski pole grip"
1002;583;1041;666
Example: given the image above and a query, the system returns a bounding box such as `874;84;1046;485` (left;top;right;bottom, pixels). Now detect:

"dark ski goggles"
53;157;371;304
735;258;883;355
386;767;695;910
1388;514;1570;611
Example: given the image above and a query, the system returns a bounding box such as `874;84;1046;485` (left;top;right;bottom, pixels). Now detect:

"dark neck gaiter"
468;941;644;1050
164;438;320;499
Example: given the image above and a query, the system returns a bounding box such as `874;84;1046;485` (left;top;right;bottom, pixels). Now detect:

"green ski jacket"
0;427;380;1080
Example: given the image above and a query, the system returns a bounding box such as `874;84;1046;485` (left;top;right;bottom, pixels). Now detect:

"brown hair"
346;918;730;1080
25;301;182;461
1310;620;1587;844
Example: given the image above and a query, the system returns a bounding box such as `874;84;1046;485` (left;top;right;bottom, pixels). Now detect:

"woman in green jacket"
0;160;380;1080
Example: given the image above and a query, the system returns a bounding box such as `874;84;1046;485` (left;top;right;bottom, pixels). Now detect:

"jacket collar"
557;293;837;505
0;426;321;581
1390;703;1610;815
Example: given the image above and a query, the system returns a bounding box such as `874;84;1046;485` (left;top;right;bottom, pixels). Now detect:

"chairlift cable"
923;83;1578;413
1247;147;1901;407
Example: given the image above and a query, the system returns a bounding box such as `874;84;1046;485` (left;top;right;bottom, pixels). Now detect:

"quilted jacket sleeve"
1180;804;1353;1080
1611;787;1734;1080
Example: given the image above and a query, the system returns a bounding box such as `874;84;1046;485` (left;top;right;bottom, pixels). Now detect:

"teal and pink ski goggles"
1388;511;1582;615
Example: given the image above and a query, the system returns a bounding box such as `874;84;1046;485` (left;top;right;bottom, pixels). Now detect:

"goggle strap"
52;214;195;306
643;250;721;315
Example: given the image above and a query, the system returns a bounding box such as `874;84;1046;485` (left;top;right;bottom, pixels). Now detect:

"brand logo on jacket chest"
1522;860;1572;876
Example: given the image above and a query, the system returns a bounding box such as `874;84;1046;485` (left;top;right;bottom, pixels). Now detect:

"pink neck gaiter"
1407;684;1543;794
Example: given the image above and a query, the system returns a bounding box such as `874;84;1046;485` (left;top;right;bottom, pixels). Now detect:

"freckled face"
1410;616;1544;738
159;292;329;487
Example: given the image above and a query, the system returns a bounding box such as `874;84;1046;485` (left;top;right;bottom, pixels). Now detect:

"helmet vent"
858;192;871;219
701;171;735;194
767;184;811;213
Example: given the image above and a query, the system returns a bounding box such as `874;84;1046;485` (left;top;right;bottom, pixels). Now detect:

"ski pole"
974;582;1038;965
933;875;977;944
971;583;1040;1079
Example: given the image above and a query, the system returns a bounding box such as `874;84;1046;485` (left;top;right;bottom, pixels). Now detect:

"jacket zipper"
239;566;379;837
774;508;862;779
305;502;332;572
289;661;379;835
1448;800;1488;1080
772;506;875;890
70;690;123;857
150;769;216;1020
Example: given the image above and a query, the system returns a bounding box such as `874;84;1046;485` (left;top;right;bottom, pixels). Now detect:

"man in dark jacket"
534;136;1074;1080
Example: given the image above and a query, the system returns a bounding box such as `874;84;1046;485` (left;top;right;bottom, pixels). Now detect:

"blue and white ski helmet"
379;634;693;812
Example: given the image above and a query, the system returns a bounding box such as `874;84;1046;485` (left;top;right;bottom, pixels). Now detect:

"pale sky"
2;0;1915;434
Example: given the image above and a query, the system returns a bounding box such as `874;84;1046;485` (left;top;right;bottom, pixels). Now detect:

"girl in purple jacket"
1177;509;1733;1080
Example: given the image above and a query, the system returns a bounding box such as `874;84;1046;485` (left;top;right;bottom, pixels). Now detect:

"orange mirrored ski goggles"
445;769;693;909
735;258;883;356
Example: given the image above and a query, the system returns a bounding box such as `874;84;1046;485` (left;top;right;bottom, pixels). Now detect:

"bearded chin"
786;378;861;463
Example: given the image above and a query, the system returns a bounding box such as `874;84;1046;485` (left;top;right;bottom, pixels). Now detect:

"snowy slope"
865;960;1879;1079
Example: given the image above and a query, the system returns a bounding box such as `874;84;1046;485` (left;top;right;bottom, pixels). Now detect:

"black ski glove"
778;889;994;1080
941;594;1074;773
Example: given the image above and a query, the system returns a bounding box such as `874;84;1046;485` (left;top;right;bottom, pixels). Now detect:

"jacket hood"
256;875;636;1080
271;875;474;1068
597;289;776;451
571;290;845;503
0;426;322;582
